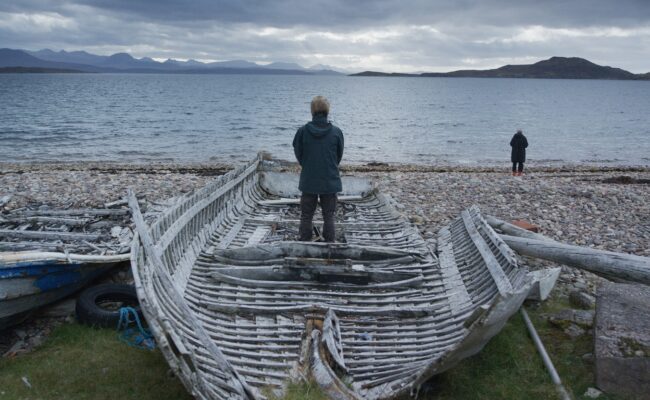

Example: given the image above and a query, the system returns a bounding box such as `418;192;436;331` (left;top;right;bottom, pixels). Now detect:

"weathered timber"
3;216;90;226
0;241;66;253
127;190;258;400
15;208;129;217
485;215;549;241
129;155;542;400
501;235;650;284
1;201;132;329
0;194;12;208
0;229;105;241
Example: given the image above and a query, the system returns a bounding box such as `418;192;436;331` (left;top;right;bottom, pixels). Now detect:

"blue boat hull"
0;258;124;330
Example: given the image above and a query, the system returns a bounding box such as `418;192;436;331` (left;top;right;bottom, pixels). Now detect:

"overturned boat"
0;207;131;329
129;155;542;399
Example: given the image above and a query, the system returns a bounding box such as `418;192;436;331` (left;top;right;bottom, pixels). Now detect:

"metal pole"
520;308;573;400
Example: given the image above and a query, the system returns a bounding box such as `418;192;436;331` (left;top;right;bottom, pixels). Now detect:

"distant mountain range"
352;57;650;80
0;48;345;75
1;50;648;81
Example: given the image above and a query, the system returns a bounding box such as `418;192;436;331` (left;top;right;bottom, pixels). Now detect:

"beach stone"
564;324;586;338
595;282;650;398
584;387;603;398
569;290;596;309
549;309;594;329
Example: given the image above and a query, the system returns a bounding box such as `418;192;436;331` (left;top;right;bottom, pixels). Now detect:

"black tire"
75;284;142;328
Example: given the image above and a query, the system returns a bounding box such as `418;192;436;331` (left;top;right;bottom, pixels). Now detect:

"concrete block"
595;282;650;399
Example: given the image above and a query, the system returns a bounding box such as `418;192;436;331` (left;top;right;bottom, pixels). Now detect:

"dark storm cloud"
7;0;649;27
1;0;649;72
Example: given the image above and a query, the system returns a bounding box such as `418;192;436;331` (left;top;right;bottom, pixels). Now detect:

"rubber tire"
75;283;142;328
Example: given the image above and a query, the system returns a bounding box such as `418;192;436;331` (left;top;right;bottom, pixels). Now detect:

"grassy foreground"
0;296;623;400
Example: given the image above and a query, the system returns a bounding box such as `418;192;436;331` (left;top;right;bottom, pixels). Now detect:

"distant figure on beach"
292;96;344;242
510;130;528;176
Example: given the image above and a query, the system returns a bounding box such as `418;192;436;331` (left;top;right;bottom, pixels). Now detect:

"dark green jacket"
292;114;344;194
510;132;529;163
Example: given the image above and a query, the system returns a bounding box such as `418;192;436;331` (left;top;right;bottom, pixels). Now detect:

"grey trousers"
299;193;337;242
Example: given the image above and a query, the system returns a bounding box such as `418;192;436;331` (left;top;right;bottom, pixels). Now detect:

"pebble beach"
2;161;648;257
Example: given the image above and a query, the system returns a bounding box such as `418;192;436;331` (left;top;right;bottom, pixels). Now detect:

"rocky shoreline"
1;161;649;367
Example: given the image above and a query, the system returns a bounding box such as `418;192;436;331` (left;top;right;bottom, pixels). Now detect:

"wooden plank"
461;211;513;295
0;229;105;241
3;216;90;226
436;226;473;314
485;215;550;241
127;190;258;400
501;234;650;284
15;208;129;217
257;195;363;206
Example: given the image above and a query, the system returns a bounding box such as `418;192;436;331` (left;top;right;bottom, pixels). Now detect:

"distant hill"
100;52;157;69
353;71;416;77
352;57;650;80
308;64;350;74
27;49;107;65
0;48;108;72
205;60;259;69
0;66;86;73
2;48;344;75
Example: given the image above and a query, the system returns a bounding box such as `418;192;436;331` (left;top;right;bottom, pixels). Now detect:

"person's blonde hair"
310;96;330;116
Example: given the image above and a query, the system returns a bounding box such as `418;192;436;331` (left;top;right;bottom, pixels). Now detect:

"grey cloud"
1;0;649;72
4;0;650;28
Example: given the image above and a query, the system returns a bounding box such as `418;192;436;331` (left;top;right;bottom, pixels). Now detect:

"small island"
352;56;650;80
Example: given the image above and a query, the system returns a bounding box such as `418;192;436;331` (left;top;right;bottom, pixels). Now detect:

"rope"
116;307;156;350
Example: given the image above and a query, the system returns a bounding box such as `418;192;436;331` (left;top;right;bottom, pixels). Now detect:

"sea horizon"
2;73;649;167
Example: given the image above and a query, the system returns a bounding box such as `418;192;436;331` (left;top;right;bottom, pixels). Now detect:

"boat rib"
129;155;536;400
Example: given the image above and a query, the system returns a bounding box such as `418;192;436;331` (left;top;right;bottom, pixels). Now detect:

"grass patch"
0;294;632;399
423;311;559;400
266;381;329;400
0;323;190;400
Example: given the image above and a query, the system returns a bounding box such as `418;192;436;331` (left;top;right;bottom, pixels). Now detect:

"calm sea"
1;73;649;166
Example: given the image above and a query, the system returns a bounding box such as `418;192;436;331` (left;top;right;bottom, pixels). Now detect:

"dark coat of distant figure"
292;114;344;194
510;131;528;163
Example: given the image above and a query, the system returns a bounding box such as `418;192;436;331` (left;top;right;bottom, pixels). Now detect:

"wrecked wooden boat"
129;155;542;399
0;207;132;329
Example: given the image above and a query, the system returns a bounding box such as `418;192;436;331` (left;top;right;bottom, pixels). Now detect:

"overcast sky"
1;0;649;72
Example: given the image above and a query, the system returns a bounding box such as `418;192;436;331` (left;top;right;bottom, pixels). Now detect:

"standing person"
292;96;344;242
510;129;528;176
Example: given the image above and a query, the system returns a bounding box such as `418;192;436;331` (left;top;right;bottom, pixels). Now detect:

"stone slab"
595;282;650;399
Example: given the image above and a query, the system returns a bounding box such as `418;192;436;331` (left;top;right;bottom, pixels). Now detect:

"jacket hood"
306;114;333;138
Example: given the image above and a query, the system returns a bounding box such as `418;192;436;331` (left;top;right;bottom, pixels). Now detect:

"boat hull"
130;156;538;400
0;252;127;330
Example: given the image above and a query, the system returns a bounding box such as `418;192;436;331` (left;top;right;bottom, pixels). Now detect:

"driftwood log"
486;216;650;285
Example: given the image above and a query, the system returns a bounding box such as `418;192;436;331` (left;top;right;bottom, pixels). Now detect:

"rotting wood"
258;195;363;206
0;229;105;241
485;215;549;241
127;156;548;400
3;216;90;226
501;234;650;285
0;194;13;208
127;189;259;400
15;208;129;217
